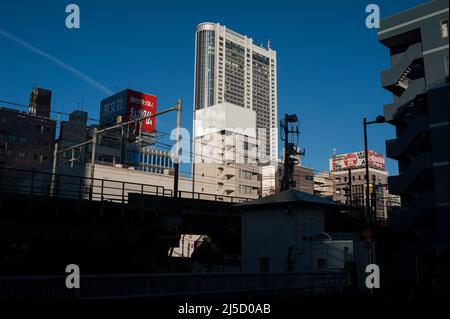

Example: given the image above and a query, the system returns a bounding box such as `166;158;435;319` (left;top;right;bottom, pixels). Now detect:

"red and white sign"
343;153;358;168
126;90;157;133
100;89;157;133
330;151;386;172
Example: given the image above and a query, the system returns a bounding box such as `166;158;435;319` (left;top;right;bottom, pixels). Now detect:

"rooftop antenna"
332;147;337;157
32;73;39;90
267;39;271;49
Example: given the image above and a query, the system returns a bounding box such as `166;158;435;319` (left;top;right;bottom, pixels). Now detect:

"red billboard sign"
343;153;358;168
100;89;157;134
126;90;157;133
330;151;386;172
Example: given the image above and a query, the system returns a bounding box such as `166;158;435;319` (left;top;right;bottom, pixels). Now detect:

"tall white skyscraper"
193;22;278;162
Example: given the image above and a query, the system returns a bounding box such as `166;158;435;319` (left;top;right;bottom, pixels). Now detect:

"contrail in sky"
0;28;113;95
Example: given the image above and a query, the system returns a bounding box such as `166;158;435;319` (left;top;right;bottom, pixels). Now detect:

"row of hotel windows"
335;175;381;183
240;185;253;195
0;118;51;132
0;135;49;145
0;149;48;161
126;151;174;168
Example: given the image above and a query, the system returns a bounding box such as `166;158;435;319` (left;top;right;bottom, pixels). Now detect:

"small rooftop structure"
237;189;349;209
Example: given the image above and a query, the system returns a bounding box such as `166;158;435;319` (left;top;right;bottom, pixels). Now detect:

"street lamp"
363;115;385;264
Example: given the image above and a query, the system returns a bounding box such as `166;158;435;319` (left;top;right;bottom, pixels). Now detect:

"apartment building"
194;102;261;200
0;88;56;171
378;0;448;245
194;22;278;163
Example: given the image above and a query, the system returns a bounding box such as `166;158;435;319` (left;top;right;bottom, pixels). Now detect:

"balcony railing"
0;166;251;205
0;271;351;300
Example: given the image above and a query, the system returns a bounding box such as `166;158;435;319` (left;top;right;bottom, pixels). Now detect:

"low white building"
238;189;373;290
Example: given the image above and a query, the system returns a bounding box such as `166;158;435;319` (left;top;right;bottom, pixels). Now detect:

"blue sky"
0;0;427;175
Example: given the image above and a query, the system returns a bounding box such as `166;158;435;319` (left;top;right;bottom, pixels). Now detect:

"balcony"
390;192;435;232
386;115;428;159
218;182;235;196
389;153;432;195
383;78;426;122
381;43;423;93
218;166;235;179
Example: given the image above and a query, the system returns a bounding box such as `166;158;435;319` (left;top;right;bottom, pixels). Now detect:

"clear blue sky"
0;0;427;175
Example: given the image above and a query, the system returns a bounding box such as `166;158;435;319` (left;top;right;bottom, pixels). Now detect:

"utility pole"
372;177;377;221
280;113;304;192
173;99;182;198
53;103;181;199
364;118;371;228
50;142;58;196
347;168;352;206
89;127;97;200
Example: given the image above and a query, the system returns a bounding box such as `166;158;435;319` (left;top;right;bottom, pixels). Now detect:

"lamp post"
363;115;385;264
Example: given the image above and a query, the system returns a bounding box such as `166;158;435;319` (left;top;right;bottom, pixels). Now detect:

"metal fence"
0;167;251;205
0;271;351;300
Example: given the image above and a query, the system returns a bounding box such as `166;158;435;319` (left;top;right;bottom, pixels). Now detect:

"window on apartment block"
317;258;327;269
260;257;270;272
442;20;448;38
445;56;449;77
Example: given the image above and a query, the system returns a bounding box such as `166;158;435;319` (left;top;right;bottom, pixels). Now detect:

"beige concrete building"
329;151;390;219
314;172;336;199
193;102;261;201
274;164;314;195
57;162;195;202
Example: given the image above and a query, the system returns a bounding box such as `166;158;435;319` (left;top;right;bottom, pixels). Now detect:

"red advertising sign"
343;153;358;168
100;89;157;133
126;90;157;133
330;151;386;172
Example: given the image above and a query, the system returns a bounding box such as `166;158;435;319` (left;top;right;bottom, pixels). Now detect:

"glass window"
260;257;270;272
442;20;448;38
18;151;26;159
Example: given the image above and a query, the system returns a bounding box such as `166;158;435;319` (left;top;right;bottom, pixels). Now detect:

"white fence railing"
0;272;351;300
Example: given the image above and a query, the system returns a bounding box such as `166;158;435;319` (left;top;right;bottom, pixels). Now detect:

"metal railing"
0;167;252;205
0;271;351;300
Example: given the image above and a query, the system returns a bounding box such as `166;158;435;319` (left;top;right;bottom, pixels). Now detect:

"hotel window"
445;56;449;77
241;170;252;180
442;20;448;38
260;257;270;272
317;258;328;269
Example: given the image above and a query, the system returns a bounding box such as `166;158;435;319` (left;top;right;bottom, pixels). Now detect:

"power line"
0;98;100;122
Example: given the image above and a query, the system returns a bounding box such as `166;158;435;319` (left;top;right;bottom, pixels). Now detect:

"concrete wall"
241;207;325;272
56;163;192;201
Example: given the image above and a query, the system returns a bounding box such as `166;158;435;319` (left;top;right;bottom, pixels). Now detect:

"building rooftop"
237;189;348;209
